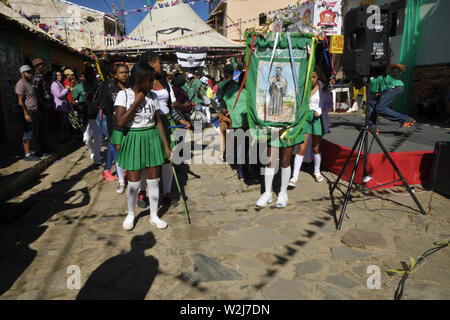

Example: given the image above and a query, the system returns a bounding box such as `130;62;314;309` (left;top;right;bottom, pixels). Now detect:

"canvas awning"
112;0;243;51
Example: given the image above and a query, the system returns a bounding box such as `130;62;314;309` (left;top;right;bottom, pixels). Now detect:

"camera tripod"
331;82;426;230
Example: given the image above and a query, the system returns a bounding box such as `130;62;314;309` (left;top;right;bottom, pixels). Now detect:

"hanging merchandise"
245;32;316;147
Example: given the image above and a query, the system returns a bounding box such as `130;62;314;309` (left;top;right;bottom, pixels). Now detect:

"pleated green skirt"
117;126;167;171
269;131;306;148
111;129;123;145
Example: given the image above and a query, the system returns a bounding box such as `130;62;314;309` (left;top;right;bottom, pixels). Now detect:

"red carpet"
322;139;435;189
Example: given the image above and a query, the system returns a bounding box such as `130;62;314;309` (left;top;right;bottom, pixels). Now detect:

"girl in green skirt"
137;52;190;208
289;67;333;187
115;62;172;231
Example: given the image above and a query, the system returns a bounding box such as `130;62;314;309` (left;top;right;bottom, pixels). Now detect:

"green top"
190;78;203;104
218;79;247;129
72;82;95;103
369;74;404;94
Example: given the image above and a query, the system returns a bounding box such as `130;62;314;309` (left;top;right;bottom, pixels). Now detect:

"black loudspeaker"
431;141;450;198
343;5;391;78
259;13;267;26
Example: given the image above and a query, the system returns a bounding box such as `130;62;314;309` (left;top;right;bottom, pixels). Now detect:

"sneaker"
24;154;41;161
162;193;178;207
314;173;324;183
94;160;102;167
102;170;116;182
288;178;297;188
400;119;416;129
137;191;148;208
122;213;135;231
275;191;288;208
256;192;273;207
116;183;126;194
237;174;245;181
150;215;168;229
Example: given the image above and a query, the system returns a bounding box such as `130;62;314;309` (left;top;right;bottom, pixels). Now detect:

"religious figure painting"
256;60;300;123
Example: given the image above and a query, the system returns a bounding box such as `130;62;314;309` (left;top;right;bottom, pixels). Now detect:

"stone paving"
0;127;449;300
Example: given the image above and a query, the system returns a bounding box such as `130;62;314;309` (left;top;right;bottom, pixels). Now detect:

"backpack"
86;83;101;119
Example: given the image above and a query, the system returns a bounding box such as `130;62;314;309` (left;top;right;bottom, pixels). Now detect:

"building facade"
6;0;124;50
207;0;301;44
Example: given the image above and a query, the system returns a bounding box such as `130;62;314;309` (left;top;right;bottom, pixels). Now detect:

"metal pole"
239;18;242;44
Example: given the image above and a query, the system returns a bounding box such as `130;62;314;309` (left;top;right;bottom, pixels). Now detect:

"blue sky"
66;0;210;35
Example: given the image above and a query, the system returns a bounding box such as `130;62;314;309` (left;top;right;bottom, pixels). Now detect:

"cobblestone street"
1;128;449;300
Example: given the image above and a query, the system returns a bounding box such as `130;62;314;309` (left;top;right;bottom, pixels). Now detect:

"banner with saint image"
245;32;316;142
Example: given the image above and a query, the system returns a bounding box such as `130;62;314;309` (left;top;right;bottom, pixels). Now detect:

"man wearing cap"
31;58;53;155
15;65;41;161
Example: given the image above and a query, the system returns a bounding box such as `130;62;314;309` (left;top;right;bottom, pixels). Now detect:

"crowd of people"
15;53;417;231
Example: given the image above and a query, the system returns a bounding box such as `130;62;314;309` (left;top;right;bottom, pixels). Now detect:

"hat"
20;65;32;74
32;58;44;67
64;69;74;76
200;76;209;85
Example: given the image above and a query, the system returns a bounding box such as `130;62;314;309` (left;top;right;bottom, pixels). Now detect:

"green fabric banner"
394;0;424;114
245;32;316;145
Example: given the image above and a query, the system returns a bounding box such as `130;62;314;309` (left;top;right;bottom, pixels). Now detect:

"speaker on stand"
331;4;426;230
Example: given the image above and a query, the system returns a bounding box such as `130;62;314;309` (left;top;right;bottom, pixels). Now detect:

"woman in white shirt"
290;66;333;186
115;62;172;231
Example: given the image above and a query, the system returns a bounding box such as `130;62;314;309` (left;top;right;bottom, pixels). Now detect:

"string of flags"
3;0;337;56
6;0;319;50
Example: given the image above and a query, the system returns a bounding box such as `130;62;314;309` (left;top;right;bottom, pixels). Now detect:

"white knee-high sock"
314;153;322;176
162;163;173;195
264;167;275;194
139;168;147;192
281;166;291;193
292;154;304;181
117;165;126;185
147;179;160;219
126;181;140;215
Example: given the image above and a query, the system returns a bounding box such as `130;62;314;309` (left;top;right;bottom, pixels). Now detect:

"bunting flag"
245;32;316;145
176;49;207;69
147;0;153;21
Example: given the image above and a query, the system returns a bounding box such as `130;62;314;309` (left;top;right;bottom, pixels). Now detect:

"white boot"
276;191;288;208
257;167;275;207
256;192;273;207
122;213;135;231
148;179;168;229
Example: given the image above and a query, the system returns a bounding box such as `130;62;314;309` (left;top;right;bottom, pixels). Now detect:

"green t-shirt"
369;74;404;94
218;79;247;129
190;79;203;104
72;82;95;104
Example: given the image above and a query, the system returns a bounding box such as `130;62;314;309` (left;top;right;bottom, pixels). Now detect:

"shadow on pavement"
76;232;158;300
0;156;93;296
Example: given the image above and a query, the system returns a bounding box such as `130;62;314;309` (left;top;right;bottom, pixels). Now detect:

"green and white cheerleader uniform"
114;88;167;171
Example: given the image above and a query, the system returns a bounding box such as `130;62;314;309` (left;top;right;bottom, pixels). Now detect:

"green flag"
245;32;316;147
